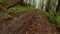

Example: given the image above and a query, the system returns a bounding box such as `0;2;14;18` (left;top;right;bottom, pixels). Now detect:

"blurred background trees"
0;0;58;10
0;0;59;14
56;0;60;14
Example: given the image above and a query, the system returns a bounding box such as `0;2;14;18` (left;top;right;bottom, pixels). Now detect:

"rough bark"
56;0;60;12
46;0;51;12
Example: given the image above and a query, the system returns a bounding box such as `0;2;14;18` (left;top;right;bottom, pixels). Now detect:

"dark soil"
0;10;60;34
25;11;59;34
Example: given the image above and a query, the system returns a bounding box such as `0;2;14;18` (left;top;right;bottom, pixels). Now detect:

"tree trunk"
56;0;60;12
19;0;24;5
46;0;51;12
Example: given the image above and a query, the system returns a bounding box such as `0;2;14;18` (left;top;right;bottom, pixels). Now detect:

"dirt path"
0;10;37;34
25;11;59;34
0;10;59;34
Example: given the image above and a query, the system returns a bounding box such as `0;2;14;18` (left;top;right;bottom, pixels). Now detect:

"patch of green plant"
56;16;60;27
3;15;12;19
42;10;60;27
1;13;12;19
7;6;35;13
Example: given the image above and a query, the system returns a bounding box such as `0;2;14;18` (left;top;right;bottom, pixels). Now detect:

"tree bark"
46;0;51;12
19;0;24;5
56;0;60;12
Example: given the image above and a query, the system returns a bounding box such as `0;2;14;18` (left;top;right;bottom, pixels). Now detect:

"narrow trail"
0;10;37;34
0;10;59;34
24;11;59;34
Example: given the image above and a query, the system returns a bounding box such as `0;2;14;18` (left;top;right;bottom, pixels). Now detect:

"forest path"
24;10;59;34
0;10;37;34
0;10;59;34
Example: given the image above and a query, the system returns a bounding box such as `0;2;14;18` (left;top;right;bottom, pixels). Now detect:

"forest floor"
0;10;60;34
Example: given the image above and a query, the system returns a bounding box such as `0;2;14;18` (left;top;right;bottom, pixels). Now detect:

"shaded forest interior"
0;0;60;34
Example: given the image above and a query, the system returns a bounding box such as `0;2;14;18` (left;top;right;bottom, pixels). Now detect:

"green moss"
7;6;35;13
42;10;60;28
